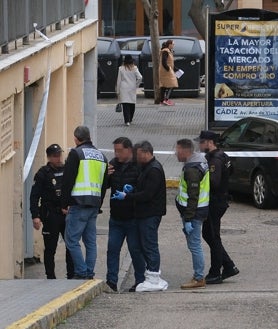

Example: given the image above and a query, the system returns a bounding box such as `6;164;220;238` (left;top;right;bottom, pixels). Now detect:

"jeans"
182;218;204;280
106;218;145;284
137;216;161;272
202;199;235;276
65;205;98;277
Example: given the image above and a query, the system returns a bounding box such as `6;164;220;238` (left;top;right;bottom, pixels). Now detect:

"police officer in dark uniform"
30;144;74;279
195;131;239;284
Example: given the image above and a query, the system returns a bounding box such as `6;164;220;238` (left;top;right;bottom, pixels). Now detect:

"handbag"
115;103;123;112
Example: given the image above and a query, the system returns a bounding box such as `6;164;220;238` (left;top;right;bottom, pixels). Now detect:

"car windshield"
148;39;195;56
221;121;248;144
221;119;278;145
240;121;265;143
118;40;145;51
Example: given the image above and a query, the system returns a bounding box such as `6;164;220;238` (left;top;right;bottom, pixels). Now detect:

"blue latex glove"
184;222;194;235
111;190;126;200
123;184;134;193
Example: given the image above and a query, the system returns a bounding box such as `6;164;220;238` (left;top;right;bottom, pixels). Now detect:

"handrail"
0;0;84;53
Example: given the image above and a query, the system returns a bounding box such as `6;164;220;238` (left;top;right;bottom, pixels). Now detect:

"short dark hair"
135;140;153;155
74;126;91;142
113;136;133;148
176;138;194;152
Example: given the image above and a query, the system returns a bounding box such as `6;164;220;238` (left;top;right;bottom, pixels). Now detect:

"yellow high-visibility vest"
71;147;107;200
176;166;210;208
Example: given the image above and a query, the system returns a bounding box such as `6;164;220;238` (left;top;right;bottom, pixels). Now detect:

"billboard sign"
208;9;278;128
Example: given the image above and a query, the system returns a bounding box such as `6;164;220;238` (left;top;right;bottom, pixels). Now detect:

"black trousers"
42;211;74;279
202;198;235;276
160;87;173;102
122;103;135;124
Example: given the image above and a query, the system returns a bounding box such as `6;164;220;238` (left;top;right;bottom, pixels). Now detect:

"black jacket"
108;158;140;220
126;157;166;219
205;149;231;200
30;163;64;219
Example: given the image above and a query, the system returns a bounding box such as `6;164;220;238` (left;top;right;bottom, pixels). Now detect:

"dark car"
116;36;148;72
219;116;278;209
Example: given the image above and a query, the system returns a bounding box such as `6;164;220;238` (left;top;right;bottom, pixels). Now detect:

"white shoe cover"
136;271;168;292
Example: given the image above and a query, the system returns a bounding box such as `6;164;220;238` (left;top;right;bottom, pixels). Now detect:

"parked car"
218;116;278;209
116;36;148;72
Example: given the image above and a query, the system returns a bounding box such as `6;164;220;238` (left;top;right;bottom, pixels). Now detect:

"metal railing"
0;0;85;53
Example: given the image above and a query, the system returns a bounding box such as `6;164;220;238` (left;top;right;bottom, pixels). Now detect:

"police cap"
194;130;220;142
46;144;63;156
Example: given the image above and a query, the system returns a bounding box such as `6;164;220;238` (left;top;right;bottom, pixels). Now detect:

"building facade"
0;0;98;279
98;0;274;38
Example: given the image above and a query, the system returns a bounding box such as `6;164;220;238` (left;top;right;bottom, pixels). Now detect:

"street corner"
6;279;105;329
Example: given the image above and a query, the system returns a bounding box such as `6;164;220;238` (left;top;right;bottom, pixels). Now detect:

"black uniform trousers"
202;197;235;277
42;210;74;279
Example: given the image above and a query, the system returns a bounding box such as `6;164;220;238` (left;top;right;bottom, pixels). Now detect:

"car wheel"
252;171;275;209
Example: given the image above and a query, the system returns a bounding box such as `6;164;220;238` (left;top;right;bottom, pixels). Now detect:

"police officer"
61;126;108;280
196;131;239;284
175;138;210;289
30;144;74;279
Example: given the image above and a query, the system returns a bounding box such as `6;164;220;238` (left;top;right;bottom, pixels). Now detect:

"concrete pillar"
84;49;98;145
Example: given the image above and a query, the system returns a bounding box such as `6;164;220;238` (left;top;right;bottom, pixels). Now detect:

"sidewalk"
1;92;206;329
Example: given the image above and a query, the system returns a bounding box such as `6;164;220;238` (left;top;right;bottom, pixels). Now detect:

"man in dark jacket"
196;130;239;284
112;140;168;292
106;137;145;292
61;126;108;279
30;144;74;279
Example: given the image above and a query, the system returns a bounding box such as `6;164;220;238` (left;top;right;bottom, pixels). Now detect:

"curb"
6;279;105;329
166;178;179;188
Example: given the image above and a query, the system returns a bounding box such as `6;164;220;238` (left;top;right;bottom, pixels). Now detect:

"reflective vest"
71;147;107;205
176;163;210;208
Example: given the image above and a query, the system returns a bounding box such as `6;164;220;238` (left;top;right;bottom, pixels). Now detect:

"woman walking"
159;39;178;106
116;55;142;126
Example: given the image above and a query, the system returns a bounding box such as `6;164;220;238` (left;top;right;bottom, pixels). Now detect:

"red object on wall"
24;66;30;83
85;0;88;6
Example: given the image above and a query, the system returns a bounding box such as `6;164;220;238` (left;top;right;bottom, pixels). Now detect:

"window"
221;121;247;144
240;121;264;143
263;124;277;144
101;0;136;37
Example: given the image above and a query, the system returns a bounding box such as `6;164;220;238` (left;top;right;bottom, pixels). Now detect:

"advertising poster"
208;10;278;126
